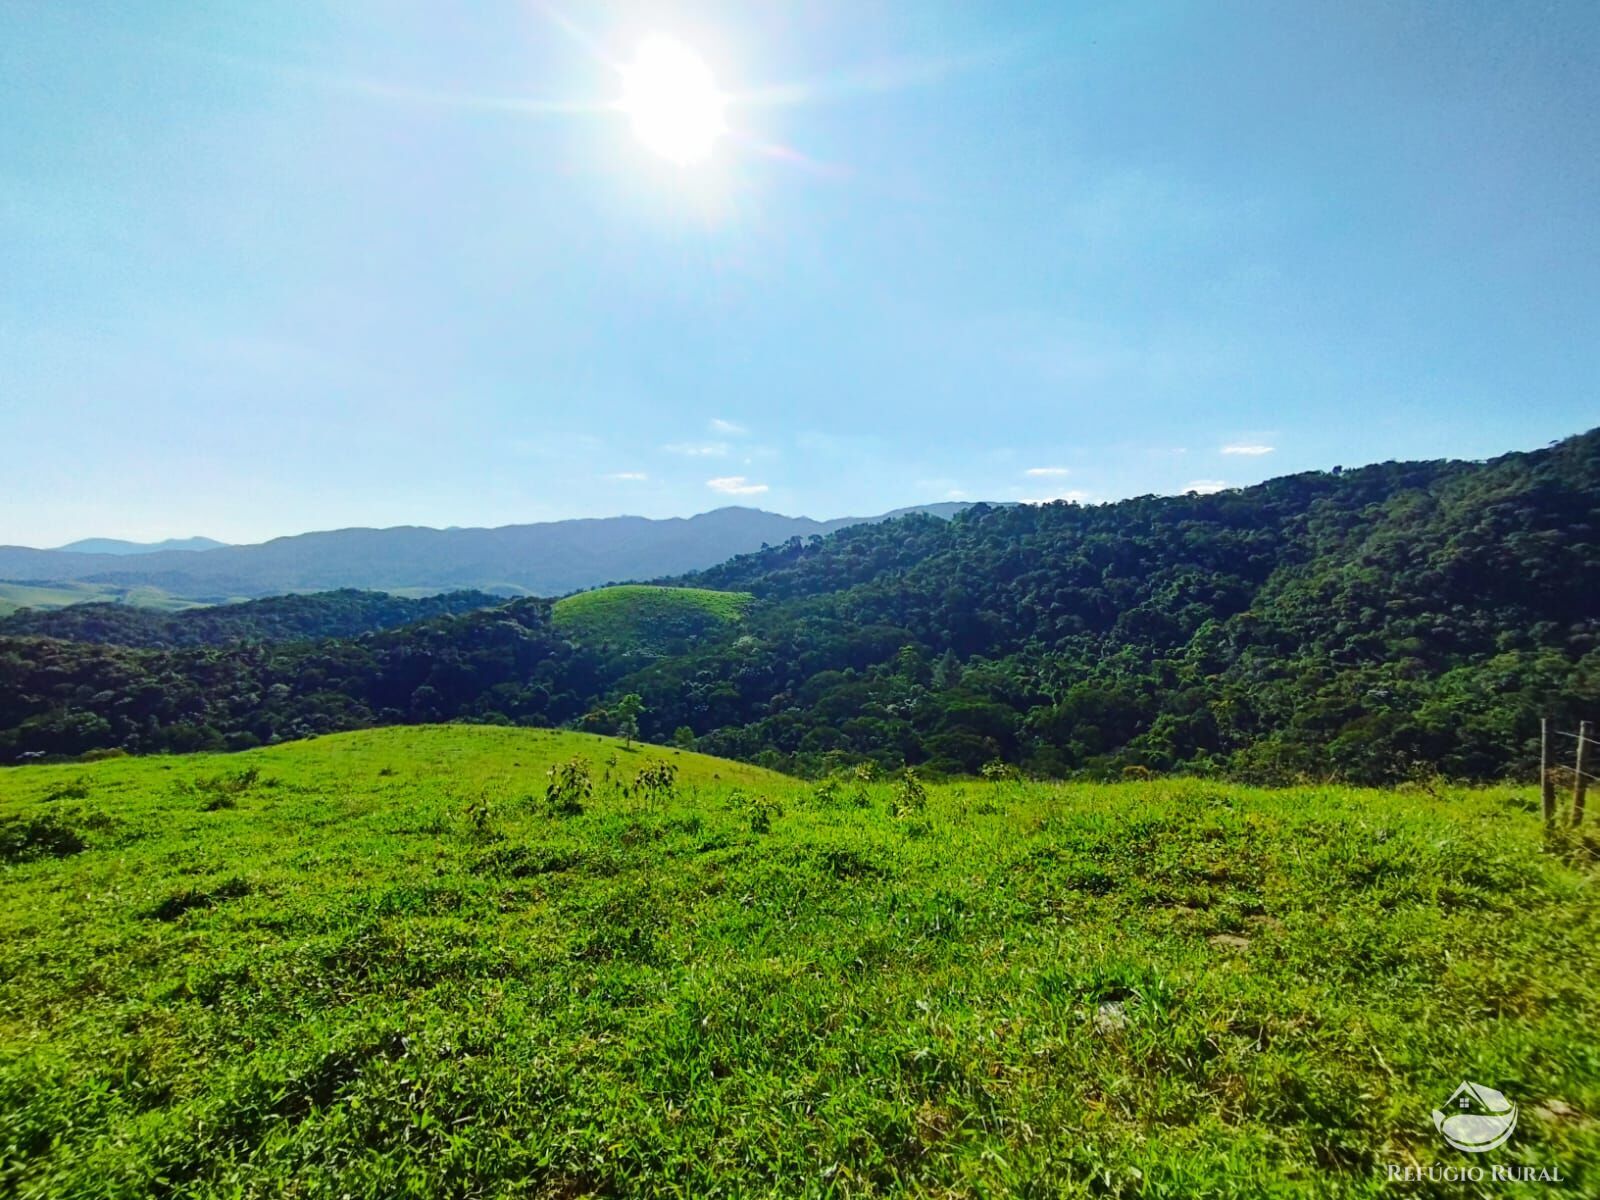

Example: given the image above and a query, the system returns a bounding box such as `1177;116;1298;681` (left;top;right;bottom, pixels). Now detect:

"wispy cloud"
1183;479;1229;494
945;488;969;500
709;418;747;437
664;441;731;457
706;476;769;496
604;471;647;481
1024;466;1070;478
1220;443;1274;456
1021;489;1090;505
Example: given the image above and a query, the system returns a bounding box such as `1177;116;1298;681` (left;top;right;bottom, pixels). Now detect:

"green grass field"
0;581;205;616
552;585;752;652
1;727;1596;1196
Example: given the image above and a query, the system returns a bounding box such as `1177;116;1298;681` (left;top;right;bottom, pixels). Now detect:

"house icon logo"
1432;1081;1518;1153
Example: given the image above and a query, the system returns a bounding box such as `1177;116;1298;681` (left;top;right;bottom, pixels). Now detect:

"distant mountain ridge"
2;429;1594;780
0;504;974;602
54;537;229;555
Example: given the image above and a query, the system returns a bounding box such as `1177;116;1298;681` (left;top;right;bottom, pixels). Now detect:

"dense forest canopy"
0;589;501;648
2;429;1595;783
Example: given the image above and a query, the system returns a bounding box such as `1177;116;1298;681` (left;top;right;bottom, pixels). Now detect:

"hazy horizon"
16;417;1595;550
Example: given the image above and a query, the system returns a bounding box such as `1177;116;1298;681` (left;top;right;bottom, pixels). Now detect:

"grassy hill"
553;584;752;653
2;727;1595;1196
0;581;202;617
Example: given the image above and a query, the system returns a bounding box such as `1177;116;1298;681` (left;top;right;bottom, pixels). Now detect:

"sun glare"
619;36;726;164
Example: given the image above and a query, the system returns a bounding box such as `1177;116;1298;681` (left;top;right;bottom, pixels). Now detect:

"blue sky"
3;1;1597;546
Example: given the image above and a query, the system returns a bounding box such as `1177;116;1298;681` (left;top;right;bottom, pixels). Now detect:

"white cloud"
945;488;969;500
604;471;648;481
708;418;748;436
1220;443;1274;456
1024;466;1070;478
664;441;731;457
1021;488;1090;505
706;476;769;496
1183;479;1229;494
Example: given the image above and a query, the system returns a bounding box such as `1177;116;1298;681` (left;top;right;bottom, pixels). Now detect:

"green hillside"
0;581;201;617
553;584;753;653
0;588;501;648
0;429;1596;781
1;727;1595;1195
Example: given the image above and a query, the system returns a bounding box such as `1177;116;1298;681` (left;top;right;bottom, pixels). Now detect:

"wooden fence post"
1541;717;1556;828
1574;720;1591;828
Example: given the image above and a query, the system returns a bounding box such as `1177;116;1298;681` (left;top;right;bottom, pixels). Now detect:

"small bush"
632;760;678;805
43;778;91;802
811;777;843;807
148;877;252;922
892;768;928;818
544;757;592;816
0;813;86;864
462;795;496;839
727;789;782;834
183;767;263;811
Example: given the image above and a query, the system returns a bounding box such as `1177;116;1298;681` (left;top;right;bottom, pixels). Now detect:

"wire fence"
1542;719;1592;827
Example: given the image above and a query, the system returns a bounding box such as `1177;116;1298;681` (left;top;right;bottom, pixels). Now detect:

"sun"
618;36;726;164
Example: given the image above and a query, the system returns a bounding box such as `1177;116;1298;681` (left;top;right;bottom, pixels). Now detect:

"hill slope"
0;588;502;648
0;582;205;618
552;585;753;656
1;728;1594;1194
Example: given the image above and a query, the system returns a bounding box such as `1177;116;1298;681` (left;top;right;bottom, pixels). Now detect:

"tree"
615;693;645;747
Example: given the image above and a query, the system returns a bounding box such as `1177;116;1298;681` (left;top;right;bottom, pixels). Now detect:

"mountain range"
53;537;230;555
0;504;971;602
3;428;1595;781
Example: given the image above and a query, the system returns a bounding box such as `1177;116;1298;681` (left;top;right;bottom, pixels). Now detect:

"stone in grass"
1094;1001;1129;1034
1533;1098;1578;1123
1209;933;1251;950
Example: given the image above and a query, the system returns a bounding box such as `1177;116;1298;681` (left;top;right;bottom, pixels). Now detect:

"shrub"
632;761;678;805
461;795;496;839
184;767;263;811
0;813;86;864
544;757;592;816
728;789;782;834
892;768;928;818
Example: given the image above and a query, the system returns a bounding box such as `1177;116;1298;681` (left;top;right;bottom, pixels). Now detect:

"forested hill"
1;429;1596;781
0;589;501;648
639;427;1599;779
